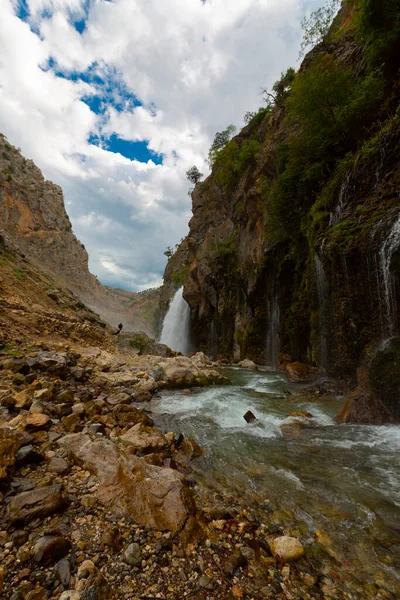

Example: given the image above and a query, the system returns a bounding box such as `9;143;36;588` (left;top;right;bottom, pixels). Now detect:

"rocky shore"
1;340;371;600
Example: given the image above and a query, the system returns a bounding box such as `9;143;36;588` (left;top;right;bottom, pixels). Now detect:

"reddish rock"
285;362;317;383
8;485;67;524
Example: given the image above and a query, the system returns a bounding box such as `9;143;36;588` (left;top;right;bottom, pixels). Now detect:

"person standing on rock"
114;323;123;335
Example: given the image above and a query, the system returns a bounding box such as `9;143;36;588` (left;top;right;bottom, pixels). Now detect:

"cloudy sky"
0;0;322;291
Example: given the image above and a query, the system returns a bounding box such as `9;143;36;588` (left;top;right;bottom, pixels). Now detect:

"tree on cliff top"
186;165;203;184
208;124;236;166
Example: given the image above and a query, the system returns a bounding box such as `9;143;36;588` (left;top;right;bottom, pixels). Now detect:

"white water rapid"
160;287;191;355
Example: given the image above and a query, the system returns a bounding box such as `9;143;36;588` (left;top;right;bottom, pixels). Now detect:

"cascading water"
378;213;400;337
266;273;280;367
315;253;328;371
160;287;191;355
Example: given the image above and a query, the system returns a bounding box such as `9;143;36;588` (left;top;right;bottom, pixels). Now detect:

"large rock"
121;423;168;454
238;359;258;371
7;485;67;524
157;356;229;388
190;352;212;369
27;352;68;376
112;404;153;427
34;535;71;566
58;433;195;532
285;362;317;383
0;429;22;478
270;536;304;561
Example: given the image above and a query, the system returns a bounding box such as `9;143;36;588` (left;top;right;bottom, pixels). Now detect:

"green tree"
299;0;340;57
208;124;236;165
262;68;296;108
164;246;174;259
186;165;203;184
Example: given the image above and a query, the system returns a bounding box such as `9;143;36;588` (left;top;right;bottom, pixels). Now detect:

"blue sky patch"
73;19;86;34
89;134;163;164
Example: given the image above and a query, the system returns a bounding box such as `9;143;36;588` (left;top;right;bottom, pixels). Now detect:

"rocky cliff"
0;135;158;336
164;0;400;423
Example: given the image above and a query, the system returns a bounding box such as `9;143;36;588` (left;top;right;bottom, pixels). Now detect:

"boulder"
280;422;305;440
27;352;68;376
47;457;70;475
58;433;195;531
238;359;258;371
124;542;141;567
270;536;304;561
243;410;256;423
285;362;317;383
7;485;67;524
25;413;51;431
105;391;131;406
121;423;168;454
190;352;212;369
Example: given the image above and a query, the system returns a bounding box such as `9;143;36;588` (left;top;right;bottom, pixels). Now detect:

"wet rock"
8;484;67;524
190;352;212;369
270;536;304;561
285;362;317;383
288;410;313;418
58;433;195;531
243;410;256;423
15;445;45;466
0;429;22;478
124;542;141;567
34;535;71;565
280;421;306;440
113;404;153;427
121;423;168;454
55;558;71;585
238;359;258;370
47;457;70;475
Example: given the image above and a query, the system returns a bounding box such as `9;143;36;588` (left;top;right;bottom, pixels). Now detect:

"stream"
151;367;400;595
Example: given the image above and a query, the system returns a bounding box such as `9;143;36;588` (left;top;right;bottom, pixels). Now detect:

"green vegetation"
208;124;236;166
171;264;189;287
129;333;149;354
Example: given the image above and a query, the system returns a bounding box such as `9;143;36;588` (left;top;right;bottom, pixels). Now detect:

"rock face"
0;135;159;335
160;7;400;422
58;433;195;532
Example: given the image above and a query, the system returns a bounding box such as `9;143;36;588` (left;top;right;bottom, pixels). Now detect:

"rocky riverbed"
0;343;397;600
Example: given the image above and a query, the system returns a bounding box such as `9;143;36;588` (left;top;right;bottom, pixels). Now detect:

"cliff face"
164;1;400;422
0;136;158;336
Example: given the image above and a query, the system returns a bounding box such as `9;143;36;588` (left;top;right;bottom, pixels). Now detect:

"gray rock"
27;352;67;375
47;457;70;475
15;445;44;466
124;542;141;567
55;558;71;585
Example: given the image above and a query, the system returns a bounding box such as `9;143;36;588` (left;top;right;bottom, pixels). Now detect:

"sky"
0;0;323;291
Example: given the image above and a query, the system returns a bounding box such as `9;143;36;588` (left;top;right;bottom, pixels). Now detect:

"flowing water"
152;368;400;595
379;213;400;337
160;287;191;354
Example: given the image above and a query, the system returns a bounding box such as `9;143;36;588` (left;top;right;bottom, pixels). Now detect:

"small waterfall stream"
315;253;329;371
378;213;400;337
160;287;191;355
266;272;280;367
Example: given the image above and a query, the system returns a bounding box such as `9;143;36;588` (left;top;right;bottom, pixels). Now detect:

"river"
151;367;400;596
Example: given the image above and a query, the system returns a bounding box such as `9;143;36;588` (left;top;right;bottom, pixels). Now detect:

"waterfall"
160;287;191;355
266;273;280;368
315;253;328;372
378;213;400;337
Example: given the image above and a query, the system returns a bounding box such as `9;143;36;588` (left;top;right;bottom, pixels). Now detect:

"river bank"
0;342;398;600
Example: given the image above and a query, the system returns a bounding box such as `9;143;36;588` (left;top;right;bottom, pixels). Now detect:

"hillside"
164;0;400;423
0;137;158;337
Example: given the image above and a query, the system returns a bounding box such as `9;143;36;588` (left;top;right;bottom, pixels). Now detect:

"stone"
70;366;86;380
15;445;44;466
77;559;96;579
124;542;141;567
80;574;110;600
288;410;313;418
72;403;85;416
2;357;30;374
58;433;195;532
27;352;67;376
100;524;123;551
14;389;33;410
270;536;304;561
112;404;154;427
47;457;70;475
121;423;168;454
55;558;71;585
25;413;51;431
106;392;131;406
285;362;317;383
29;400;45;414
59;592;81;600
88;423;105;434
33;388;53;402
25;587;48;600
61;413;82;432
34;535;71;565
56;389;74;404
190;352;212;368
0;429;22;478
243;410;256;423
238;359;258;370
7;484;67;524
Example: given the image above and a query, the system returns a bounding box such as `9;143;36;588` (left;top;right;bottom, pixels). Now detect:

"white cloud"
0;0;320;290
